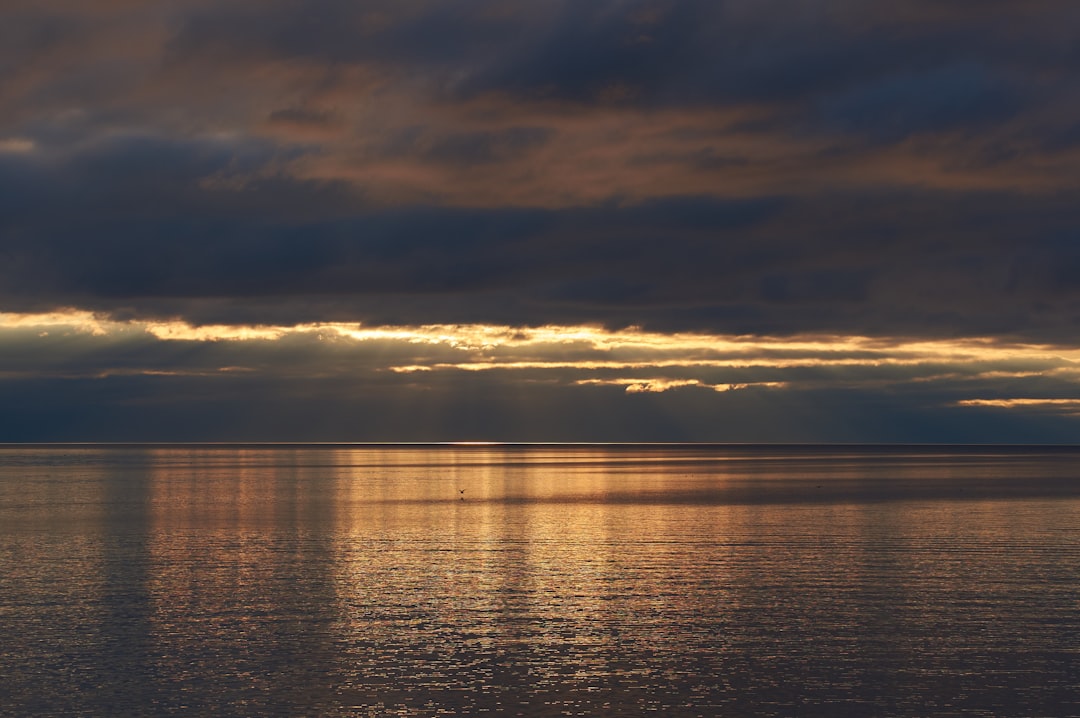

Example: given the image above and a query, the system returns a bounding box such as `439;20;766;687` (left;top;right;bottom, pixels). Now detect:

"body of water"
1;444;1078;716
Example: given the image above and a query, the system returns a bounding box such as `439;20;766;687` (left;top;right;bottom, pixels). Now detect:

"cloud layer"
2;1;1080;439
2;311;1079;442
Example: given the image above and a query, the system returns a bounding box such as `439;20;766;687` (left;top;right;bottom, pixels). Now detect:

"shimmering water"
1;445;1079;717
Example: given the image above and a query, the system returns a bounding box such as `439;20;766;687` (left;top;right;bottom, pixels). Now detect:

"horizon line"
2;441;1080;449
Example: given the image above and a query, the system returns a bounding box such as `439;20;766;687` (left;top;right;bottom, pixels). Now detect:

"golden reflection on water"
2;446;1080;716
322;448;749;713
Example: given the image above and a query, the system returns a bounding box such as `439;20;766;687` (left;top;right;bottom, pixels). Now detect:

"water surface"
2;445;1079;716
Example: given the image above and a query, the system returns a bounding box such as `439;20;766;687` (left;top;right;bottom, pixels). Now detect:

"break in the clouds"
1;1;1080;441
3;311;1080;442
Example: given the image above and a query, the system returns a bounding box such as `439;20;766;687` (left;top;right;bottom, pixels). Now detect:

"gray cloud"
2;0;1080;440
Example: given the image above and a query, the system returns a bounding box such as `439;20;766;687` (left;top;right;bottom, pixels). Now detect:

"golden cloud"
2;310;1079;409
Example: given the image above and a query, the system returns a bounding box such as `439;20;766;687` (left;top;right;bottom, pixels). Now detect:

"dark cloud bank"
2;0;1080;441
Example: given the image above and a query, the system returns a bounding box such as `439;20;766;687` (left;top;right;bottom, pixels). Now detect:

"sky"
2;0;1080;442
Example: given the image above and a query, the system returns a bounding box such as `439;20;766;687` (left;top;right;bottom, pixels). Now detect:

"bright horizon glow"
4;308;1078;356
2;309;1079;408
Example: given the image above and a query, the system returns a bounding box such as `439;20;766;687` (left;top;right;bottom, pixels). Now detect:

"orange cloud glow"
3;310;1080;411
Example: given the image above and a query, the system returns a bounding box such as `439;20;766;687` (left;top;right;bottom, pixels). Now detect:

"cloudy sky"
2;0;1080;442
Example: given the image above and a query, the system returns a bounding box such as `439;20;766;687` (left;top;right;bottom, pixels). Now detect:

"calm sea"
1;445;1078;717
